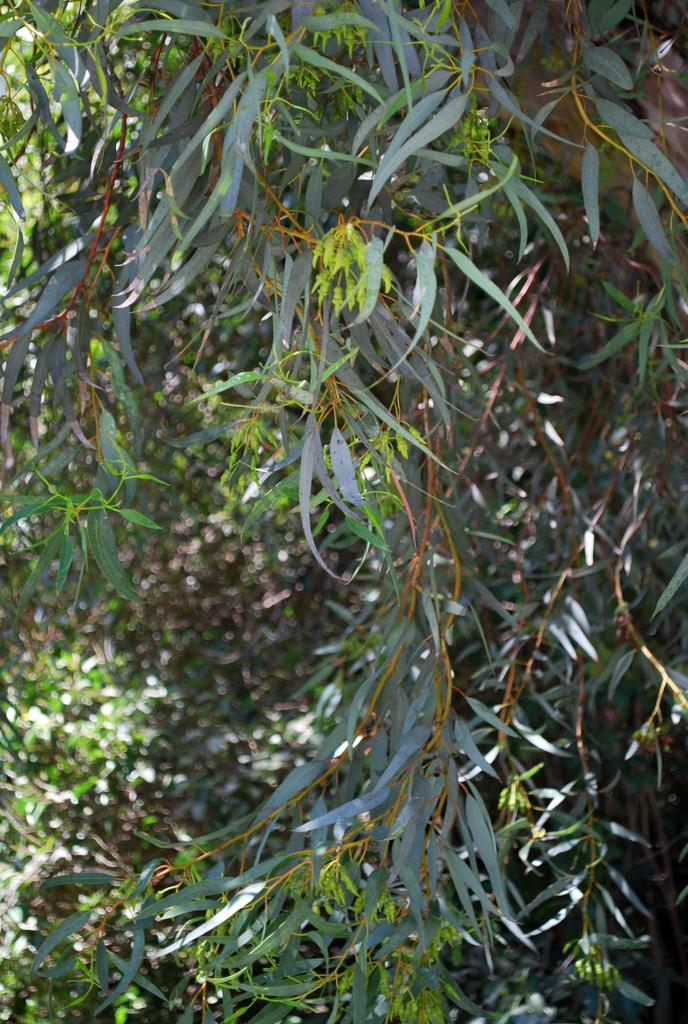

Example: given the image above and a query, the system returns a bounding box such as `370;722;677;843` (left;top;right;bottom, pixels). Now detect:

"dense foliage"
1;0;688;1021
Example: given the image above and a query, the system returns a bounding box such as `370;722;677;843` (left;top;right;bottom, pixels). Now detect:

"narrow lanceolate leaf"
352;386;448;468
85;509;138;601
511;179;570;271
440;154;519;221
408;237;437;349
466;697;518;737
112;288;144;385
357;0;399;85
581;143;600;246
96;941;109;993
594;98;652;139
653;550;688;618
0;152;25;219
154;883;265;957
18;259;88;340
42;871;118;889
455;719;499;779
95;930;145;1015
295;788;390;832
484;0;516;27
446;247;541;349
32;910;92;974
582;45;633;91
367;92;468;209
190;371;265;403
299;415;344;581
631;178;676;264
464;794;511;917
280;250;312;346
616;980;655;1007
580;319;639;369
52;61;81;153
352;237;385;324
329;426;365;507
443;846;492;937
115;508;162;530
114;19;228;41
293;43;382;104
618;131;688;208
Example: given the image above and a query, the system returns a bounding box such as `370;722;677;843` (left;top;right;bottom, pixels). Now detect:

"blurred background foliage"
0;1;687;1022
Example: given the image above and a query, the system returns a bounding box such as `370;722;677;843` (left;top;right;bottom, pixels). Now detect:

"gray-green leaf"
583;45;633;90
653;549;688;617
581;143;600;245
631;177;676;264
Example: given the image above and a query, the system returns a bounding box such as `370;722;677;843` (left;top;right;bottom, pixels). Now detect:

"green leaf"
190;371;266;404
607;822;649;849
95;930;145;1015
0;152;25;220
637;318;651;386
0;495;62;536
85;510;138;601
293;43;382;103
115;508;163;530
455;719;498;779
616;979;654;1007
581;143;600;245
653;549;688;617
299;415;345;581
588;0;633;32
353;236;385;323
443;847;490;938
580;319;640;368
259;758;330;818
344;515;390;552
618;131;688;208
594;98;652;139
484;0;515;27
440;153;519;220
353;940;368;1024
407;236;437;350
96;941;108;993
446;247;541;348
42;872;118;889
115;18;228;40
273;130;372;167
631;178;676;264
267;13;290;73
329;426;365;507
0;19;22;36
602;280;636;313
109;953;166;1002
52;60;81;154
167;423;234;447
582;45;633;90
154;883;264;957
465;697;518;738
32;910;92;974
367;92;468;208
321;349;359;383
509;178;570;271
295;788;390;832
465;793;511;916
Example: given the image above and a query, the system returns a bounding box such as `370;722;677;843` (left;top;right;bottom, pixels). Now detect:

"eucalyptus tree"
1;0;688;1021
